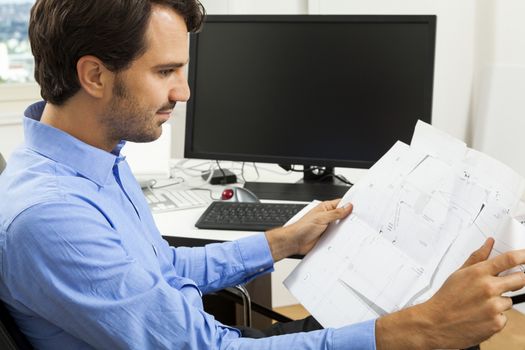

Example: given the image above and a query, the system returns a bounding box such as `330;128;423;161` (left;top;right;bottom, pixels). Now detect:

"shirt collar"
23;101;125;187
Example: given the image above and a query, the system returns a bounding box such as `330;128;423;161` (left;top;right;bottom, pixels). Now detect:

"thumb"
461;237;495;269
319;202;353;224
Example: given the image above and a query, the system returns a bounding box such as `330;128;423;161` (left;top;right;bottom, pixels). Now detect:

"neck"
40;93;118;152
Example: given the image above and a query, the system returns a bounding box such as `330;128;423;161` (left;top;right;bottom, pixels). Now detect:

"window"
0;0;35;85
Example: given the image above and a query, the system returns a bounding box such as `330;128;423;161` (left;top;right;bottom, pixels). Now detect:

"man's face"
101;5;190;143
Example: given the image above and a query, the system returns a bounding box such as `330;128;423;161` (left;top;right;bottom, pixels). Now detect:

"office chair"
0;300;33;350
224;285;252;327
0;287;289;350
216;285;292;328
0;152;6;175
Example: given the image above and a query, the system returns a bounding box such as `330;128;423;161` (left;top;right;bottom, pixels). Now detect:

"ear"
76;56;113;99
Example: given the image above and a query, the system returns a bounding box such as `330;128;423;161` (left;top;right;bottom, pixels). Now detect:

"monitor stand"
244;166;351;202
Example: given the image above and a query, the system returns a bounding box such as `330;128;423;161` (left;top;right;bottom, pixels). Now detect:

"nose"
169;72;191;103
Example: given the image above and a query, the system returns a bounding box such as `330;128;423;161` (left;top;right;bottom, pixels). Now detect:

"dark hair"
29;0;205;105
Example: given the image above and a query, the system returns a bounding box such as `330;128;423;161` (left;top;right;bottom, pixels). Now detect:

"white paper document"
284;121;525;328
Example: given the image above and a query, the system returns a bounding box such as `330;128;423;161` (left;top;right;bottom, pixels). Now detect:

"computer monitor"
185;15;436;200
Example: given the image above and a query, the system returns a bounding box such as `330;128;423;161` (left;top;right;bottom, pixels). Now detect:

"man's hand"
265;199;353;262
376;238;525;349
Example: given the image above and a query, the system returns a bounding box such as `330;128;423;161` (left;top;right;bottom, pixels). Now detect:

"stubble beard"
101;75;164;144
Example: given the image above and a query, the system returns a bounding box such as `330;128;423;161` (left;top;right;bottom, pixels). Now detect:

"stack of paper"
284;121;525;328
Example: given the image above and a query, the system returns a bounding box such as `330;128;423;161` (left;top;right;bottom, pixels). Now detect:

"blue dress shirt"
0;101;376;349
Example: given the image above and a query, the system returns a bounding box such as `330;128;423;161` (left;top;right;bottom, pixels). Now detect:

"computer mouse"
221;187;260;203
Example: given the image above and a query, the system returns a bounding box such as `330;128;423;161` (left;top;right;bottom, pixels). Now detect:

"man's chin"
125;129;162;143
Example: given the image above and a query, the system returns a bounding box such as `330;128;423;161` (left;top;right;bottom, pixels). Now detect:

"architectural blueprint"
284;121;525;328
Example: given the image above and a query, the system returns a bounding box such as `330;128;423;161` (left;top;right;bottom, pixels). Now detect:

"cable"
215;160;227;184
146;180;221;201
285;165;354;186
170;159;217;186
241;162;247;183
334;174;353;186
317;173;354;186
251;163;290;175
252;162;260;180
240;162;260;183
188;187;222;201
171;159;214;177
150;177;185;189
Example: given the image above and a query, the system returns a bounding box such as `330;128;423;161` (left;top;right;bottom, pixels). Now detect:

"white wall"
201;0;307;14
0;117;24;158
0;84;40;158
490;0;525;64
470;0;525;180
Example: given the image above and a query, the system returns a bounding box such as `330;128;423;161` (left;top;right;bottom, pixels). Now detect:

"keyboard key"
144;188;211;213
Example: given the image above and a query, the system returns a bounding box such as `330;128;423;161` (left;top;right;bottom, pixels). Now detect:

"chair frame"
0;301;33;350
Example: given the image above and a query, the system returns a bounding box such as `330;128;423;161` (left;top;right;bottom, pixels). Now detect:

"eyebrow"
153;60;189;70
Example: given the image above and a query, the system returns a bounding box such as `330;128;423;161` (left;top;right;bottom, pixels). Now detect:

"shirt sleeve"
4;201;377;349
170;233;275;293
4;201;236;349
220;320;377;350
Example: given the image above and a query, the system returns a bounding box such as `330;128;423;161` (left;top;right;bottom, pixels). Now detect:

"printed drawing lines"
285;121;525;329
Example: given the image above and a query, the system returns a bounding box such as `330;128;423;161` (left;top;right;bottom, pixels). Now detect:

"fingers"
494;271;525;293
319;202;353;223
315;198;342;211
333;203;353;219
496;296;514;312
461;238;495;268
485;297;514;322
494;312;509;332
307;200;352;225
486;249;525;276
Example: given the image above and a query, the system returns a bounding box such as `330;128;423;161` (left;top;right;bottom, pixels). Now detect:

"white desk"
153;160;367;246
154;206;258;245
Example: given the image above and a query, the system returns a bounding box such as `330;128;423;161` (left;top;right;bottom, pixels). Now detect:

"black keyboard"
195;201;308;231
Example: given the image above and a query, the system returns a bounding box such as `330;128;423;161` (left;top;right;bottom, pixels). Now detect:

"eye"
159;69;174;77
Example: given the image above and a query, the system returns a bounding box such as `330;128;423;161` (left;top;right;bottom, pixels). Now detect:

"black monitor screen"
185;15;436;169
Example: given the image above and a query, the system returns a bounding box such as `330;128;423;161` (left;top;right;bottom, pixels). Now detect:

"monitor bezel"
184;14;436;169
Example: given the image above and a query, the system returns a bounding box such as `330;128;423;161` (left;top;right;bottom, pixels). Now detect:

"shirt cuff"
332;319;377;350
235;233;274;278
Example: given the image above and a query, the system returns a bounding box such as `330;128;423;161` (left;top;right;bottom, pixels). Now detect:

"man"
0;0;524;349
